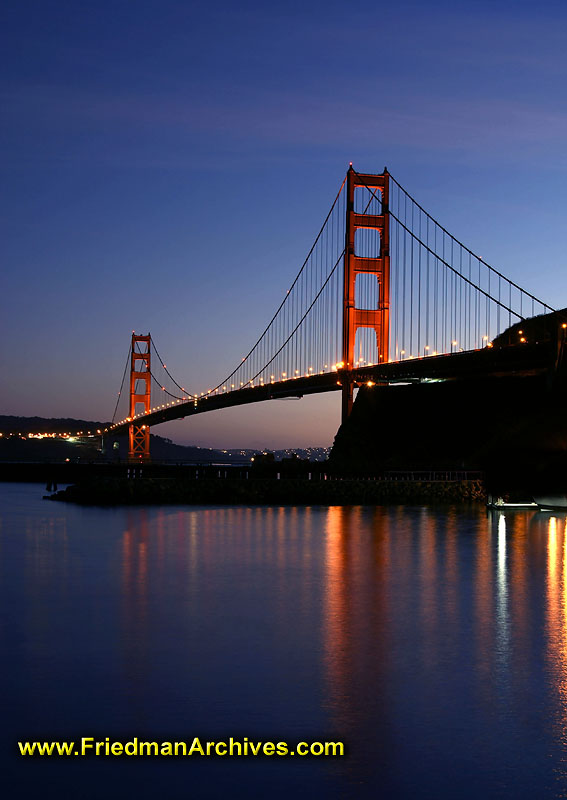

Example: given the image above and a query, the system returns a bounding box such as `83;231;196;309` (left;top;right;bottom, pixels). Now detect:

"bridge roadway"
109;341;554;437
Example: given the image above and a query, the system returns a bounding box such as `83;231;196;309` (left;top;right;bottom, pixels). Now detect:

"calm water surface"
2;483;567;798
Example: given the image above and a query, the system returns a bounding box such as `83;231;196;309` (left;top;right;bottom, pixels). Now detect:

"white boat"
486;497;538;510
487;503;539;509
534;496;567;510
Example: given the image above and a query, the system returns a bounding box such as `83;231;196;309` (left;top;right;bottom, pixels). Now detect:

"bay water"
2;482;567;798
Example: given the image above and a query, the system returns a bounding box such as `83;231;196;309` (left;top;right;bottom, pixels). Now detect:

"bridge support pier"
342;166;390;423
128;333;151;462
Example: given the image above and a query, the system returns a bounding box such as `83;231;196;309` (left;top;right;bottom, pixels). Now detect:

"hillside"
0;416;238;463
0;416;330;463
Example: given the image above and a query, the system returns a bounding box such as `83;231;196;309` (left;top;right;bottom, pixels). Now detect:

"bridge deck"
109;342;554;436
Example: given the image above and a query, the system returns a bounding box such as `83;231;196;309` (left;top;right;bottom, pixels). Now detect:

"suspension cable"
133;340;187;403
205;173;347;393
353;169;555;319
111;344;131;423
151;339;195;398
140;173;348;401
388;172;554;311
244;248;346;387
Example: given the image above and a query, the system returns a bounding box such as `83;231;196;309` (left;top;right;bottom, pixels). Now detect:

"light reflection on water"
3;484;567;797
545;514;567;768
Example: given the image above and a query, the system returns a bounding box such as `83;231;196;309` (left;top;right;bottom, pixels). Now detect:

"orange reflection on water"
121;511;151;687
444;509;458;629
323;505;351;728
508;512;529;670
475;510;494;692
122;511;149;602
322;506;392;738
545;514;567;747
418;511;439;670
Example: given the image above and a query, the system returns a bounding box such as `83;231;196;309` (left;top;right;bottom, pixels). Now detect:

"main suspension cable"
353;169;555;319
388;172;554;311
111;345;131;423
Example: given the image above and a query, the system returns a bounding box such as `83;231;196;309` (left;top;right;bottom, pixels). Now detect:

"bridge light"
562;324;567;329
487;342;493;348
518;330;523;335
231;384;234;388
282;372;287;377
367;381;375;387
520;337;526;343
452;341;457;346
295;370;299;374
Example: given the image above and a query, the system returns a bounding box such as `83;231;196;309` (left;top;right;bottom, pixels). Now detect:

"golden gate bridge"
107;165;563;461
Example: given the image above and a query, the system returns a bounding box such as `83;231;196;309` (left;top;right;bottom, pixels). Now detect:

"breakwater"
46;476;485;505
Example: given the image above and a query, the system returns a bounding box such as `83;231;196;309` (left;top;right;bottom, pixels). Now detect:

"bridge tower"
128;333;151;461
342;166;390;422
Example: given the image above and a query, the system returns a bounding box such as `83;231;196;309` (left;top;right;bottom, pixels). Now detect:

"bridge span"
109;337;561;438
106;166;559;460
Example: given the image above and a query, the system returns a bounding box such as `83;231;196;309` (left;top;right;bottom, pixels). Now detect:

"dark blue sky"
2;0;567;447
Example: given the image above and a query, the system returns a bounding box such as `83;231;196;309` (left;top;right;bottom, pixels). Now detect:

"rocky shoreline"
45;476;486;506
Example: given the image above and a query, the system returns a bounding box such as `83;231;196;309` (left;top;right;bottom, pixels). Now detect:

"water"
2;483;567;799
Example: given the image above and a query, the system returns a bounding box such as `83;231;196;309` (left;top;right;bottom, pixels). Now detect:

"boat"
486;495;538;510
534;496;567;511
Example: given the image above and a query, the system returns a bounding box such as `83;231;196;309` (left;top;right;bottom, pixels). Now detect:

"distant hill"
0;416;109;434
0;416;330;463
0;416;241;463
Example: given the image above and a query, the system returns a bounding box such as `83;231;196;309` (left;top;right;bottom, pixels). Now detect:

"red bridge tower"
342;167;390;422
128;333;151;461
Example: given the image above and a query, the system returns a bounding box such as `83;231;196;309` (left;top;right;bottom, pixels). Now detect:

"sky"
2;0;567;449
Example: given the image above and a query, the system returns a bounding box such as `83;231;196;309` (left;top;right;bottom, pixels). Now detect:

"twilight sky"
2;0;567;448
